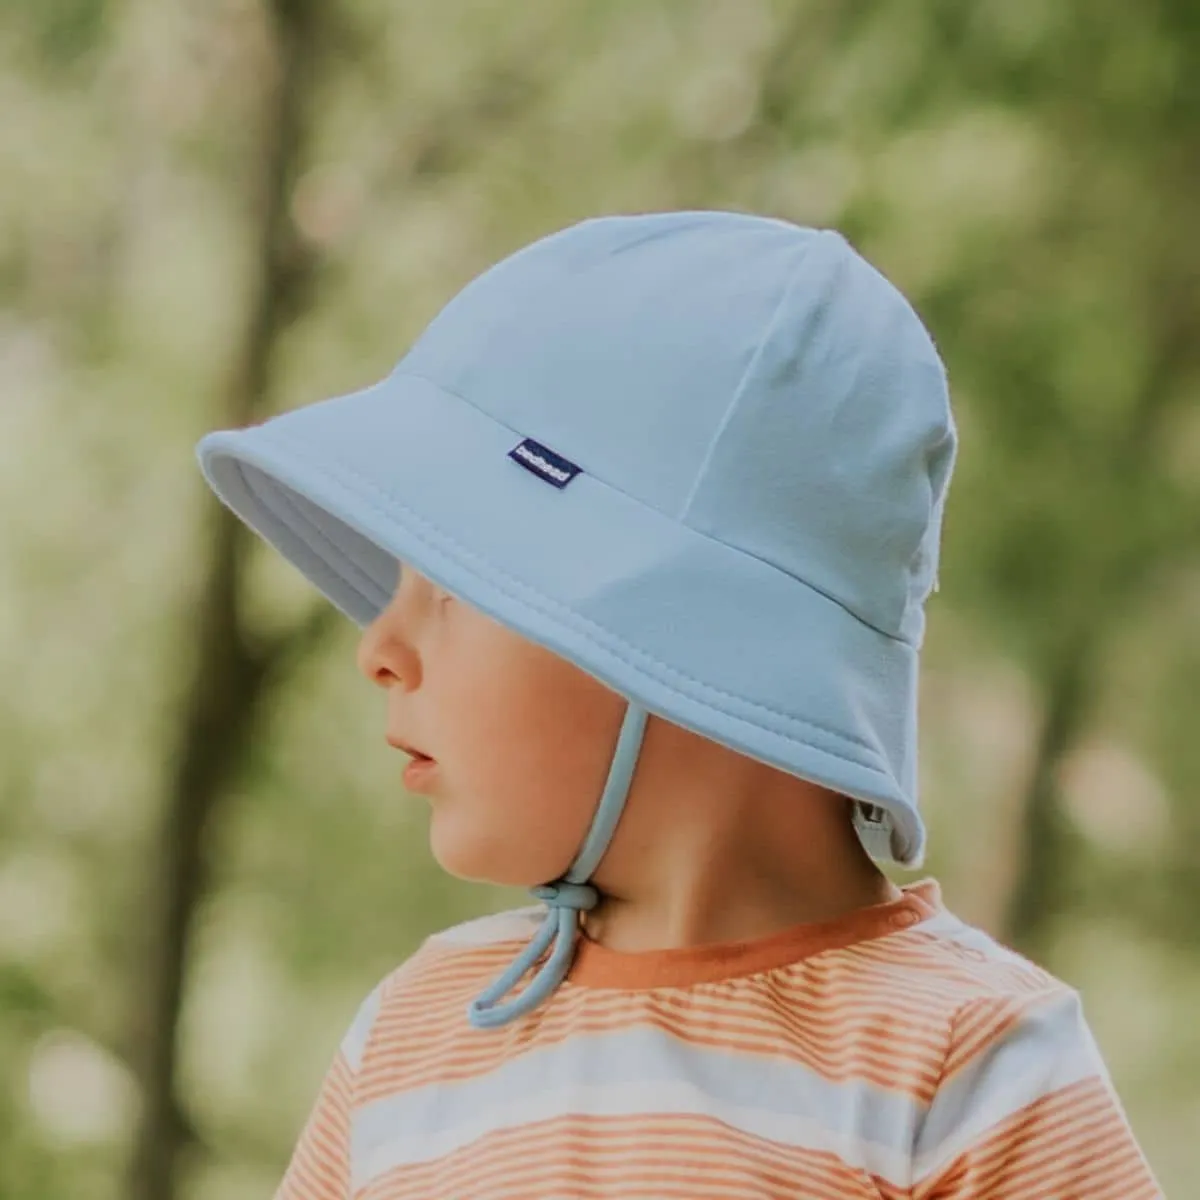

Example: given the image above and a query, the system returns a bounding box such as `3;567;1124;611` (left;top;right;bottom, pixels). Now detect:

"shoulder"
876;895;1094;1081
794;886;1083;1103
883;900;1145;1189
335;905;543;1067
811;885;1075;1081
378;904;544;998
896;903;1097;1091
855;887;1069;1017
422;904;545;951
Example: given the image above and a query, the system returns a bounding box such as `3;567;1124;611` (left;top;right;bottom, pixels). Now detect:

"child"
197;211;1161;1198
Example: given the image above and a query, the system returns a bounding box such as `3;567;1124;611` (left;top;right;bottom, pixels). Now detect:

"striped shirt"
275;880;1161;1199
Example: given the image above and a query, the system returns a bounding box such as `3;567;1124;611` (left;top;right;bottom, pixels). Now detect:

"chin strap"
466;702;649;1030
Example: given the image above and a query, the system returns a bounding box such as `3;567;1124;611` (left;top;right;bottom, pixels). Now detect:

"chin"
429;816;564;889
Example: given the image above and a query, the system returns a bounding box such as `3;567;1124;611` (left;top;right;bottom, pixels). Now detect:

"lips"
387;734;433;762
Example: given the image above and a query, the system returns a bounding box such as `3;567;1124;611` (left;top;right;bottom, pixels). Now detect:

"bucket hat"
196;210;957;1028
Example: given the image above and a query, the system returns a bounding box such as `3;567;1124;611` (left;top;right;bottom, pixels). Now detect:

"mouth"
386;734;434;763
393;738;439;793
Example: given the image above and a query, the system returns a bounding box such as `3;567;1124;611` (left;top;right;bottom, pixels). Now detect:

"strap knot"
531;881;599;912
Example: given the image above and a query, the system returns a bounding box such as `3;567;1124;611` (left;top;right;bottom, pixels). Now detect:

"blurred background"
1;1;1197;1197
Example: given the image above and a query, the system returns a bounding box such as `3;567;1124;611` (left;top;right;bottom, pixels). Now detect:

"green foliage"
6;0;111;73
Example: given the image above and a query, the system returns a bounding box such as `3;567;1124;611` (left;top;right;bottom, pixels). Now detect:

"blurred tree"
124;4;338;1199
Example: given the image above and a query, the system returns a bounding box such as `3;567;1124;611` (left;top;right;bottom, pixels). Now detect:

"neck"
583;793;901;953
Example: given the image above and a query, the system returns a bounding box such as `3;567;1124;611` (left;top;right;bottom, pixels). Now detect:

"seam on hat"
261;427;896;764
676;238;811;523
599;212;724;260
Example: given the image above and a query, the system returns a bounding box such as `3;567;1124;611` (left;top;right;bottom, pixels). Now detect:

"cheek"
430;649;626;886
427;769;591;887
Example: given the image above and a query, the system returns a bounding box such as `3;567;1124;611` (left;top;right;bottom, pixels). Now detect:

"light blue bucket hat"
196;211;956;1029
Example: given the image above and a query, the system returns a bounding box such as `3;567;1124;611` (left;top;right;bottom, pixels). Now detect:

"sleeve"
911;986;1162;1200
273;981;386;1200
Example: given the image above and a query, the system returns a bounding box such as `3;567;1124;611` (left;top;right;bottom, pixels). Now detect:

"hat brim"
197;371;924;865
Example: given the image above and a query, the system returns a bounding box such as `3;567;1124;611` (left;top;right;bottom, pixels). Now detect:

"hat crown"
399;211;955;645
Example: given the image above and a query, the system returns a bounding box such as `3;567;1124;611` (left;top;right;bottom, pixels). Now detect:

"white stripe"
351;1024;921;1191
354;1078;915;1191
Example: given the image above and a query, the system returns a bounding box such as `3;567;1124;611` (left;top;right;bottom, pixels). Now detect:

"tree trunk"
998;263;1197;962
125;4;322;1199
1000;627;1095;958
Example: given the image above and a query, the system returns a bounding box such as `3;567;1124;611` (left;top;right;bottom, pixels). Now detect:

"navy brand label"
508;438;582;489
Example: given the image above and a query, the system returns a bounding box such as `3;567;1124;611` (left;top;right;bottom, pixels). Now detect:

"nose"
356;597;421;690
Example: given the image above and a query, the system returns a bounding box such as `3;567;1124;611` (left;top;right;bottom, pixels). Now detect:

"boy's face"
356;564;629;887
